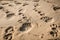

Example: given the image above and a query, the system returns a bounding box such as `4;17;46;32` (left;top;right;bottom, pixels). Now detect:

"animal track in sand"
0;0;60;40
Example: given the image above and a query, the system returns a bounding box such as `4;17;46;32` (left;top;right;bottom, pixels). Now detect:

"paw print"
40;16;52;22
5;26;13;33
38;11;45;16
3;26;14;40
49;24;58;37
18;12;28;23
19;22;31;32
49;30;58;37
3;33;12;40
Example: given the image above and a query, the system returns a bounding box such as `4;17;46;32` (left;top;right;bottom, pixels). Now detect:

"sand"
0;0;60;40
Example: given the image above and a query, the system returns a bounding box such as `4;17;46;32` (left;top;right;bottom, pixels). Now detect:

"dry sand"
0;0;60;40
